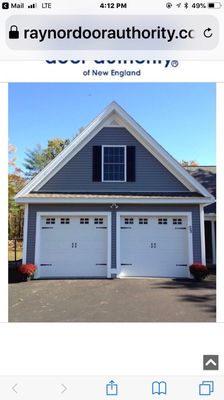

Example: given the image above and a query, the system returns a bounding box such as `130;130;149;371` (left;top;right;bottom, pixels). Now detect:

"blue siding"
39;127;188;193
27;204;201;270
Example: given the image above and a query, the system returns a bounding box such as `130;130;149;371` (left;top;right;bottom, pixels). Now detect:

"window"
93;146;135;182
103;146;126;181
60;218;70;224
173;218;183;225
94;218;104;224
158;218;168;225
124;218;134;224
80;218;89;224
46;218;55;225
139;218;148;224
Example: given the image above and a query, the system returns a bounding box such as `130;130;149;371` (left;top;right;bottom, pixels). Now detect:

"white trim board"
15;101;213;200
211;220;216;264
16;196;212;205
204;214;216;221
22;204;28;264
200;205;206;265
34;211;112;279
116;211;193;278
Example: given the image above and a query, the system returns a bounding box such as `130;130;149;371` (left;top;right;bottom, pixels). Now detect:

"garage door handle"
72;243;77;248
176;264;188;266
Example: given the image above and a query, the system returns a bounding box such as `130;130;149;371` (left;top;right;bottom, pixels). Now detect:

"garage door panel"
120;215;190;278
41;240;72;252
38;215;108;278
39;262;107;278
156;241;187;252
121;261;188;278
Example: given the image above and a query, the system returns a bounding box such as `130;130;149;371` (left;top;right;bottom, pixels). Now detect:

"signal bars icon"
28;3;37;8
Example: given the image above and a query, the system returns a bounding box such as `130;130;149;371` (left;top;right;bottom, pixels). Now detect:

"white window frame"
102;145;127;182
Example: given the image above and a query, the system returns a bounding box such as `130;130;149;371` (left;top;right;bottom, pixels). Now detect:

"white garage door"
37;215;108;278
119;215;189;278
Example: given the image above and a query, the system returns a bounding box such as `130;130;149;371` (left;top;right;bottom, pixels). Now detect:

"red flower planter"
18;264;37;280
189;263;209;281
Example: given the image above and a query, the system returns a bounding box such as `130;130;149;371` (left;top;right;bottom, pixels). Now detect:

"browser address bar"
6;15;218;50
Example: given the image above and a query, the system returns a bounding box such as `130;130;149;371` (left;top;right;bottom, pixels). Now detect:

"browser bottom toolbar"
0;375;223;399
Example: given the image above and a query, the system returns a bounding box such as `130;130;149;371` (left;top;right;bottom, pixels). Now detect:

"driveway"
8;276;216;322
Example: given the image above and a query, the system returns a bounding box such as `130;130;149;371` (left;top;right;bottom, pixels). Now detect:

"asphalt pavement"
8;275;216;322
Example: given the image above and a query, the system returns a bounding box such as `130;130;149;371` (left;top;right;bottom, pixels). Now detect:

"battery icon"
208;2;222;7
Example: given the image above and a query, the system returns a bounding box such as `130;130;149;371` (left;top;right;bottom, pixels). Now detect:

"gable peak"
107;119;121;127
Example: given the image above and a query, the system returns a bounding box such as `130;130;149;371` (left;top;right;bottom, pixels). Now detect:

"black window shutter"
126;146;136;182
92;146;102;182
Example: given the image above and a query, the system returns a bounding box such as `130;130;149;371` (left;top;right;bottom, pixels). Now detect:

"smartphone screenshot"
0;0;223;398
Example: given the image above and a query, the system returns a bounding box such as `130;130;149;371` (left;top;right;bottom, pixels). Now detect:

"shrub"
189;263;209;281
18;264;36;276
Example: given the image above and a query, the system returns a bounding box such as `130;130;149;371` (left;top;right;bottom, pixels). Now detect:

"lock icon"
9;25;19;39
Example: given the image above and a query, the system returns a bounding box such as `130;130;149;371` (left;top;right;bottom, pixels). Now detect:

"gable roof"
184;166;216;214
15;101;213;201
184;166;216;197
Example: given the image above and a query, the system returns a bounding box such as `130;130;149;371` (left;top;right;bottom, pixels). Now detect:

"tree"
8;144;26;239
44;138;70;160
24;138;70;178
8;174;26;238
23;143;47;179
180;160;199;167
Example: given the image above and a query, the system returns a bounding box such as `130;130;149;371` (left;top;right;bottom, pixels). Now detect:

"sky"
9;82;216;170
